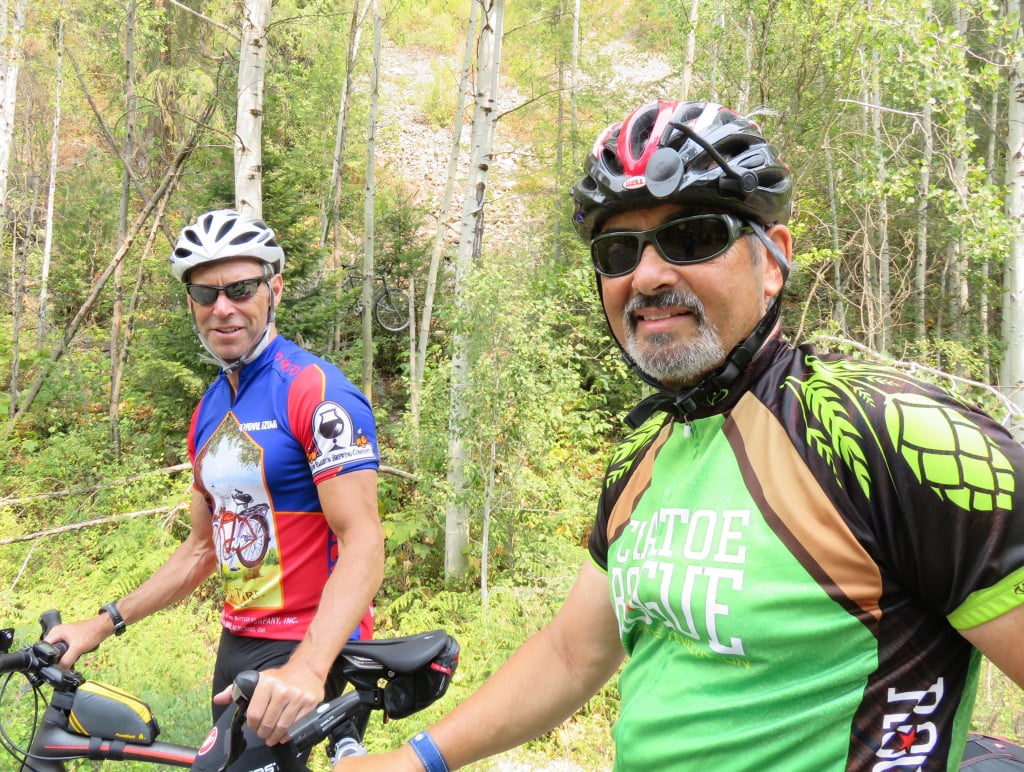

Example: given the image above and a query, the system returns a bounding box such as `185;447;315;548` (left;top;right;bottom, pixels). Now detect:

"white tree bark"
38;16;64;348
235;0;271;217
361;1;381;400
323;0;369;249
445;0;504;578
111;0;139;458
0;0;27;221
1001;0;1024;430
680;0;700;100
411;0;478;429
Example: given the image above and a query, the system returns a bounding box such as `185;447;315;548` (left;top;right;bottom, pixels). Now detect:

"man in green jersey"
338;101;1024;771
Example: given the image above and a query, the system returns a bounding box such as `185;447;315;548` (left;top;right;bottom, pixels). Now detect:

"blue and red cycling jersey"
188;336;378;641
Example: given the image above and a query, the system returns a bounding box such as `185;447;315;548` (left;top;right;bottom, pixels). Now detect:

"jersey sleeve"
877;389;1024;629
588;412;672;573
286;364;379;485
588;491;612;572
187;398;204;491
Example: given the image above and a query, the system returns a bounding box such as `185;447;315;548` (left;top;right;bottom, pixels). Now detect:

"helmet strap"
607;220;788;428
623;292;782;428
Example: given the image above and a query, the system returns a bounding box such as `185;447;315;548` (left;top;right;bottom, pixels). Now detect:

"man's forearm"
431;620;621;768
116;534;217;625
290;538;384;681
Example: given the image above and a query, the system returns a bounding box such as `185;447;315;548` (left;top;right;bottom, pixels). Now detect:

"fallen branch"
0;457;417;512
0;463;191;507
0;503;188;546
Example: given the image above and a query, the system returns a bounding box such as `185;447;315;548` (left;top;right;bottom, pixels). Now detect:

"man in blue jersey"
337;101;1024;771
48;209;384;768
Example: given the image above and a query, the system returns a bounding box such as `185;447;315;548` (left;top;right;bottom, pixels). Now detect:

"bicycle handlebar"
2;612;458;771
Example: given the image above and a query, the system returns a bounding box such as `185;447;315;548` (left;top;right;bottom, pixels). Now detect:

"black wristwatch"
99;602;127;636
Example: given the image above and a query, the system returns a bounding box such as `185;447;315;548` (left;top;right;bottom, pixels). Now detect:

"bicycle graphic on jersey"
214;489;271;568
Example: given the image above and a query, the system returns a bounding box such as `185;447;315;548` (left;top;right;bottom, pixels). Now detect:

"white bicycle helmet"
171;209;285;374
170;209;285;282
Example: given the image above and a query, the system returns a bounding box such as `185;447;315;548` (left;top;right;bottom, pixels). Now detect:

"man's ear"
763;224;791;297
270;274;284;307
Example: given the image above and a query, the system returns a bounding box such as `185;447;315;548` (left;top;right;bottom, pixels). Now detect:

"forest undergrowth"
2;12;1024;772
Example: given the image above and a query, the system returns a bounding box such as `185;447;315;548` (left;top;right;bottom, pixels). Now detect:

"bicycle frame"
2;612;459;772
24;721;196;770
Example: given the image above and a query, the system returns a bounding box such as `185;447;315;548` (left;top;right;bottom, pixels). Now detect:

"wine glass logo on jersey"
313;402;352;455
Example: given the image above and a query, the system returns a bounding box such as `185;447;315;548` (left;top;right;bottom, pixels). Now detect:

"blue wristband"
408;731;449;772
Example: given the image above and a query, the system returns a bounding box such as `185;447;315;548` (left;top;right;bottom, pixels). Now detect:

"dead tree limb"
2;94;217;440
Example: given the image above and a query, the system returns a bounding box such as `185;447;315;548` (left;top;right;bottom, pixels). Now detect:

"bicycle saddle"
340;630;450;673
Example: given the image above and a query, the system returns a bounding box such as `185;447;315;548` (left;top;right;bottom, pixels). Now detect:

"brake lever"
221;670;259;772
225;670;311;772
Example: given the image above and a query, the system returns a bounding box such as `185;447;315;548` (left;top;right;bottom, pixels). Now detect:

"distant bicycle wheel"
373;287;410;332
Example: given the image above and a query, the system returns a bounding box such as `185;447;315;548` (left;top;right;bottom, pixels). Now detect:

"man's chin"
627;348;724;388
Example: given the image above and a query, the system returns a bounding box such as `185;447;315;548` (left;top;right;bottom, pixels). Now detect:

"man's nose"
631;243;679;295
210;289;238;314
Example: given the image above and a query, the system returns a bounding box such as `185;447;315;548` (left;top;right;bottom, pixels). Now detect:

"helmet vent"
630;111;657;159
601;148;624;176
215;219;236;242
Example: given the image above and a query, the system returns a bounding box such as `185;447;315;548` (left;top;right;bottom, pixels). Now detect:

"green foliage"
2;0;1022;767
386;0;464;52
367;554;618;770
420;58;461;129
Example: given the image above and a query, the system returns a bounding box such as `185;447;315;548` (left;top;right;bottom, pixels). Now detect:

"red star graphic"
896;728;918;752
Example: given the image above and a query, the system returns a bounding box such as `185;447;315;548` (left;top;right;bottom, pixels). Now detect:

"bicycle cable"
0;671;43;772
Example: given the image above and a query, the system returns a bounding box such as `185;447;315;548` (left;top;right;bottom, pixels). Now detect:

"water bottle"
329;736;368;763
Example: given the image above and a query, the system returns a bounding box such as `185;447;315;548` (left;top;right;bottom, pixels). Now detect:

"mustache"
624;289;705;324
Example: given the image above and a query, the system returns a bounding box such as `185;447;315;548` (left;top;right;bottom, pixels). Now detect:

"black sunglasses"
590;213;755;277
186;277;266;306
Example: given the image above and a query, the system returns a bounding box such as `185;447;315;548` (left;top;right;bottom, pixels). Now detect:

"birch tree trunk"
916;95;932;340
984;75;1001;383
945;1;970;352
868;49;891;354
570;0;580;168
445;0;504;578
361;1;381;400
0;0;26;224
38;16;64;349
1000;0;1024;429
110;0;139;459
327;2;369;354
323;0;368;250
235;0;270;217
680;0;700;101
411;0;478;431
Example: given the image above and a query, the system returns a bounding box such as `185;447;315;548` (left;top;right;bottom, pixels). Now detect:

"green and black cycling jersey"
589;335;1024;771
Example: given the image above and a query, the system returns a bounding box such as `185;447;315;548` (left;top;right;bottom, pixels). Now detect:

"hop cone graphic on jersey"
787;356;1014;512
884;393;1014;512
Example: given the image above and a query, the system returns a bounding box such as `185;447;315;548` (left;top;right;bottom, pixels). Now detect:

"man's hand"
213;659;325;746
44;615;116;670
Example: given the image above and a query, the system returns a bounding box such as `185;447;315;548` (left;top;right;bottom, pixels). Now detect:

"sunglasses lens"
656;217;734;263
186;278;262;305
224;278;261;302
592;235;641;277
186;285;220;305
591;215;744;277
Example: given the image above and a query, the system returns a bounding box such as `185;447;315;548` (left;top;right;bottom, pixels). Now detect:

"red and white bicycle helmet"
571;100;792;243
170;209;285;282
